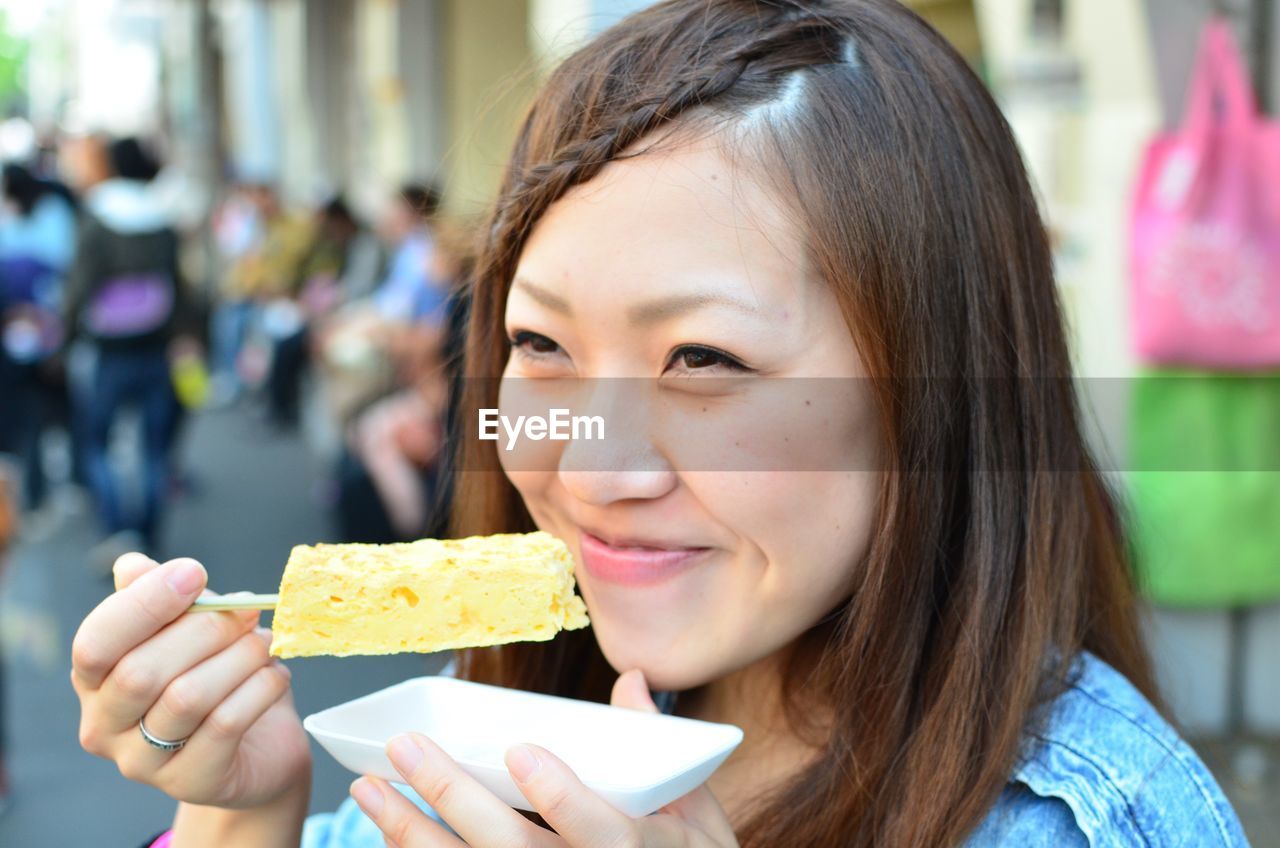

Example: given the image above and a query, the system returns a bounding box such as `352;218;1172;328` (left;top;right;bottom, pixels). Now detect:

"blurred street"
0;403;445;846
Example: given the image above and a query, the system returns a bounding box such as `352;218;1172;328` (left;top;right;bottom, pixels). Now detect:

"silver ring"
139;718;189;752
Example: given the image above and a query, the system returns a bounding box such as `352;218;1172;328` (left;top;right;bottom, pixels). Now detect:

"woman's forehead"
515;138;810;309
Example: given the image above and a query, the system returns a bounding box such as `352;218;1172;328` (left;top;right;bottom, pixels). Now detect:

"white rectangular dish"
303;675;744;818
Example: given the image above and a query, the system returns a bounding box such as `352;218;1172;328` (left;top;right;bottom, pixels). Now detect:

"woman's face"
500;136;883;691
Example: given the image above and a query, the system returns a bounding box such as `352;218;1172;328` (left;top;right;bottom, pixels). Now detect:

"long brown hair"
450;1;1156;844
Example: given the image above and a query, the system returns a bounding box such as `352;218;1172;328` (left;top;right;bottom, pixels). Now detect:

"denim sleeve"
302;797;380;848
1016;729;1250;847
966;783;1091;846
1002;654;1251;847
968;738;1249;848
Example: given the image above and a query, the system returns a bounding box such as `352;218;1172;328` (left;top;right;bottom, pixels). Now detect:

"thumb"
113;552;161;591
610;669;659;713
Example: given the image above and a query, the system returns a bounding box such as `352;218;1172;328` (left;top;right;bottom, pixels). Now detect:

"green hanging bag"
1128;370;1280;606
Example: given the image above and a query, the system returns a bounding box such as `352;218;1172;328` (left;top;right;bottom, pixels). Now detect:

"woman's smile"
577;528;712;587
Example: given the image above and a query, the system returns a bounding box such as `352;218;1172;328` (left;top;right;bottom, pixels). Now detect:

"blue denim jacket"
302;652;1249;846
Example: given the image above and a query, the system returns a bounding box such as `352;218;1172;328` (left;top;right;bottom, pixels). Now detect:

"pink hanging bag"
1129;19;1280;368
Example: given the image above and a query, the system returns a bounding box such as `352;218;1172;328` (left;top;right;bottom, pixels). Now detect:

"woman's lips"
578;530;710;586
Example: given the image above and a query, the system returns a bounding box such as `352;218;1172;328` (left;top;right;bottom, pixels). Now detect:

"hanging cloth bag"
1129;19;1280;368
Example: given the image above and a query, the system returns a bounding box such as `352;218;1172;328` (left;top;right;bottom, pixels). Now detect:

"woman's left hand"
350;669;739;847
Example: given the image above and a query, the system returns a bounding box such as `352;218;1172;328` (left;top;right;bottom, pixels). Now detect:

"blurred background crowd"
1;137;467;564
0;0;1275;845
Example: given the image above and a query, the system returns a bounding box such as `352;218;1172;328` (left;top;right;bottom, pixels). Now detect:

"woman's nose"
557;383;676;505
558;463;677;506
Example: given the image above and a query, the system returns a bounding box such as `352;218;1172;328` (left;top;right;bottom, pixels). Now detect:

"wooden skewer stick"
189;593;280;612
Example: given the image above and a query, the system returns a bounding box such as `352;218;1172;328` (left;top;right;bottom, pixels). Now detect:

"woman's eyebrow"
513;275;761;324
512;276;572;314
627;292;760;326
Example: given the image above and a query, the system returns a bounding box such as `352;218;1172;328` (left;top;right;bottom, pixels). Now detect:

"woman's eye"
509;330;562;356
666;345;751;374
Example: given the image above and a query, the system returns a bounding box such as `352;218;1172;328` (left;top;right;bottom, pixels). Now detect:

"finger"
385;733;552;847
109;647;282;787
165;660;292;778
138;627;275;748
94;607;260;733
115;553;223;606
349;777;467;848
505;742;639;847
610;669;660;713
635;811;725;845
72;558;208;689
650;783;737;844
114;552;160;591
646;789;736;845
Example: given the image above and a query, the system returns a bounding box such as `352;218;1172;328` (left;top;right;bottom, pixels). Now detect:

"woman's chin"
593;626;716;693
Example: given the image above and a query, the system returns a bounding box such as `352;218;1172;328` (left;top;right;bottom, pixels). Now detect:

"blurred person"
211;183;313;405
333;222;471;542
263;197;378;431
208;182;265;404
299;195;382;313
241;193;319;423
118;155;216;502
334;320;450;543
314;184;446;430
0;163;78;515
335;380;444;544
213;183;264;260
370;183;446;326
57;134;120;487
225;185;316;305
63;137;196;564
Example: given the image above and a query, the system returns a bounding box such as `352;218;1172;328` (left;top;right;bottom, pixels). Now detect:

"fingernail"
388;735;424;774
166;560;205;595
350;778;384;816
505;744;541;782
273;660;291;679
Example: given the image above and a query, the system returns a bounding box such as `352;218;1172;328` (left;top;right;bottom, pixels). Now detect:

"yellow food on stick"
268;531;590;658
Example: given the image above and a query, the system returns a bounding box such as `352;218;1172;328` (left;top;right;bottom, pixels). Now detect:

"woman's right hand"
71;553;310;810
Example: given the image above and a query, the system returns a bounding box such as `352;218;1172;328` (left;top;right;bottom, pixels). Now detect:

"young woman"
71;1;1247;846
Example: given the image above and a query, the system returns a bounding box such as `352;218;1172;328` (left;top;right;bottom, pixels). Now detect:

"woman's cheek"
493;379;572;476
692;469;877;608
788;470;880;605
